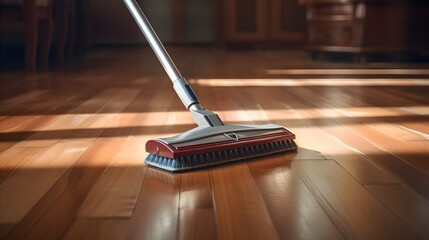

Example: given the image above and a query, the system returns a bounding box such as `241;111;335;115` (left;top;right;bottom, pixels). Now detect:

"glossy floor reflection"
0;47;428;240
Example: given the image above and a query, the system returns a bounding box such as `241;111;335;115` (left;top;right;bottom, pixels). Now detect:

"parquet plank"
145;87;179;112
62;89;139;142
366;184;429;239
0;116;46;132
351;123;429;175
179;170;217;240
0;84;103;151
13;88;139;148
361;86;427;109
0;148;46;236
127;168;181;240
62;113;117;142
395;122;429;138
6;138;127;240
77;137;147;217
69;81;181;237
0;148;46;184
296;160;421;240
0;90;48;105
63;219;129;240
249;157;344;239
210;163;279;240
179;209;217;240
211;84;341;239
338;87;429;175
212;80;340;239
322;121;429;199
0;81;92;116
0;115;58;152
0;115;59;134
281;87;429;197
40;90;160;238
1;47;428;240
316;87;429;180
0;142;89;238
68;88;119;114
97;89;140;113
11;114;90;148
248;87;401;184
9;90;116;148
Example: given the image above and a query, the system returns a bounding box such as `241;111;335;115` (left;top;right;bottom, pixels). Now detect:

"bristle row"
145;139;297;172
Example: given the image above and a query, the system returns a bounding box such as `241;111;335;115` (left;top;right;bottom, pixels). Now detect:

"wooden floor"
1;47;429;240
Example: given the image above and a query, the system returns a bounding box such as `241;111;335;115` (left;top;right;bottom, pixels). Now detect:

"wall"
182;0;214;42
89;0;213;45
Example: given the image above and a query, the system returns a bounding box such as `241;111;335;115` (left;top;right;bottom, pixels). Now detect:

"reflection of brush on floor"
146;168;179;186
124;0;297;172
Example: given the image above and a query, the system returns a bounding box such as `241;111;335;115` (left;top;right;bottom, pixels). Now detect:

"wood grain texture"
0;47;428;239
0;148;46;185
63;219;129;240
6;138;127;240
366;184;429;240
324;122;429;199
179;170;217;240
247;86;401;185
210;163;279;240
249;157;344;240
296;160;421;240
10;88;117;148
0;142;89;224
276;86;426;192
127;168;181;240
77;137;147;218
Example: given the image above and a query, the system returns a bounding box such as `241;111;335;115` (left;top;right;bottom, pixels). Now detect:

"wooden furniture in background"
299;0;429;59
216;0;306;47
73;0;90;57
51;0;69;65
86;0;306;47
0;0;85;71
87;0;214;45
0;0;53;72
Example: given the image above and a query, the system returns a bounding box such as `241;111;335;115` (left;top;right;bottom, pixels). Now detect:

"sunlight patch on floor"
1;107;425;133
189;78;429;87
266;69;429;75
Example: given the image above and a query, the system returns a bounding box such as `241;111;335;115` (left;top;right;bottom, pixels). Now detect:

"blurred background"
1;2;429;239
1;0;428;73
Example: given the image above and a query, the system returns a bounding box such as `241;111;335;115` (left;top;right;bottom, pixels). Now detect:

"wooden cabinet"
300;0;429;57
88;0;307;46
89;0;214;45
222;0;269;42
217;0;306;47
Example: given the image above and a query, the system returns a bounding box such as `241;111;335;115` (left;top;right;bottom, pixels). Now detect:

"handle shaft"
124;0;181;81
124;0;202;111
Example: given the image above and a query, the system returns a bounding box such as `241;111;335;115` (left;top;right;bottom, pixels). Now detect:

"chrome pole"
124;0;203;111
123;0;181;81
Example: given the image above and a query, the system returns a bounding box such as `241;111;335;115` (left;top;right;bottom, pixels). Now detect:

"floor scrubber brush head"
145;124;297;172
124;0;297;172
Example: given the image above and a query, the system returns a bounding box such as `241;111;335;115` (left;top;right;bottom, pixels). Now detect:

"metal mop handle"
124;0;224;127
123;0;201;111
